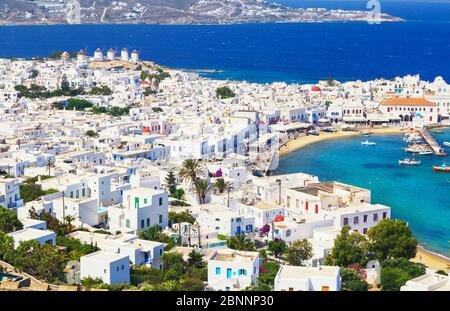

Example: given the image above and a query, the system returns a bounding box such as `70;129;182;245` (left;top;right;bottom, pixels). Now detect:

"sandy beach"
279;127;406;157
412;246;450;271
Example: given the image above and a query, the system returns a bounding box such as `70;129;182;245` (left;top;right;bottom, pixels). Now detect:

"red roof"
274;215;285;222
311;86;321;92
381;97;436;107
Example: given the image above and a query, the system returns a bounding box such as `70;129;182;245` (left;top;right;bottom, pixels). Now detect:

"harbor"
419;128;448;156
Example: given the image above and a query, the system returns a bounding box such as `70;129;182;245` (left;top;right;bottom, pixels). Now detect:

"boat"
399;158;421;166
405;144;432;153
432;163;450;172
361;130;371;136
432;128;444;134
361;140;376;146
418;150;433;155
443;142;450;147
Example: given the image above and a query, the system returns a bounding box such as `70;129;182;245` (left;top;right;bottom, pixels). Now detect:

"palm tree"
213;178;233;194
194;179;213;205
179;159;206;184
64;215;76;233
227;234;256;251
179;159;207;203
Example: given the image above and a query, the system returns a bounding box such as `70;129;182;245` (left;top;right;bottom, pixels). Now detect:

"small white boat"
361;140;376;146
418;150;433;155
443;142;450;147
361;130;371;135
399;158;421;166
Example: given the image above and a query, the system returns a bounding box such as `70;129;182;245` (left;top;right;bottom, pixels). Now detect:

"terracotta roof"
381;97;436;107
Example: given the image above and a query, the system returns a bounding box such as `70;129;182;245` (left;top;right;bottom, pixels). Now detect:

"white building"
80;251;130;285
401;272;450;291
207;249;259;291
0;178;24;209
379;97;438;124
8;228;56;249
108;187;168;233
68;231;165;269
274;265;341;291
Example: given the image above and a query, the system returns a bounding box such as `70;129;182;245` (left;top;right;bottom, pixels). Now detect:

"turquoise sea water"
275;129;450;256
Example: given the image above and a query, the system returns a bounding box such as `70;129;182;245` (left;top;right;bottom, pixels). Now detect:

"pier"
419;128;447;156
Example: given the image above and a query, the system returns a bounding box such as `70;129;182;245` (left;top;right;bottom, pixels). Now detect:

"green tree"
286;239;313;266
20;183;45;203
164;171;177;197
56;236;98;261
341;267;369;291
180;277;205;291
380;258;426;291
13;240;65;283
367;219;417;261
63;215;76;233
30;69;39;79
85;130;98;138
325;226;369;267
249;261;279;291
267;239;288;258
0;231;15;261
60;75;71;94
138;225;176;250
216;86;236;99
193;179;212;205
179;159;206;185
227;234;256;251
0;206;23;233
173;188;185;200
169;211;195;225
89;85;112;95
161;252;186;279
187;249;206;269
213;178;232;194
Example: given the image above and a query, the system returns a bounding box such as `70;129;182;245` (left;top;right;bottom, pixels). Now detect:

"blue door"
236;226;241;235
227;268;232;279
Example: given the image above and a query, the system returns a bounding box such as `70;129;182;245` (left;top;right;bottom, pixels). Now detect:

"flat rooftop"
211;249;258;262
277;265;340;279
252;201;280;210
291;182;367;196
82;250;128;262
8;228;55;240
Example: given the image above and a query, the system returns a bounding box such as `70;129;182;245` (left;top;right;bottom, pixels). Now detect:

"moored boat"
418;150;433;155
443;142;450;147
399;158;421;166
432;128;444;134
432;163;450;172
361;140;376;146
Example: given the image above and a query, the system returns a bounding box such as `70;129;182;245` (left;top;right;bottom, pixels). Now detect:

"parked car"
307;130;320;136
322;127;337;133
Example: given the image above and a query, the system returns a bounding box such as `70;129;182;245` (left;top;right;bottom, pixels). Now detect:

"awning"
343;116;367;122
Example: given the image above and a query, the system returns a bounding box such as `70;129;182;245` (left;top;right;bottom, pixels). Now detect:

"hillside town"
0;49;449;291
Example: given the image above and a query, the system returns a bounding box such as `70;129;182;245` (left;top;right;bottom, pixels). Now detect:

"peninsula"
0;0;403;26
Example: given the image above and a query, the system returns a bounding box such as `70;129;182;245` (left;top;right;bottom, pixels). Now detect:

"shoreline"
278;127;406;157
413;246;450;271
278;127;450;269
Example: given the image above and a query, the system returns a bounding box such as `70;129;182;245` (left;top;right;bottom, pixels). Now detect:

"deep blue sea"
0;1;449;254
275;129;450;256
0;1;448;83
